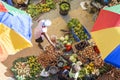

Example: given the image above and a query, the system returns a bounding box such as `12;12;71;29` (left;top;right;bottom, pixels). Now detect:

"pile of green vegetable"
58;35;75;51
68;44;112;80
26;0;56;18
60;2;70;11
11;56;42;80
67;18;89;41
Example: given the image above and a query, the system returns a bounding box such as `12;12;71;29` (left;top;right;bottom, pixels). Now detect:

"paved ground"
2;0;95;77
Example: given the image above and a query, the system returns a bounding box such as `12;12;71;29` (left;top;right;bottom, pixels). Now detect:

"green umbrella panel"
1;1;28;16
104;4;120;14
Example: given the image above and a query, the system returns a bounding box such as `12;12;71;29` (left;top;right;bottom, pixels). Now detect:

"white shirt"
34;21;47;39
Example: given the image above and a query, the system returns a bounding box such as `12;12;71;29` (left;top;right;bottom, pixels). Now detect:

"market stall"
10;18;120;80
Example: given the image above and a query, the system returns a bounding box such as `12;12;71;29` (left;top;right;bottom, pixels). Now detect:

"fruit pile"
11;56;42;80
67;18;90;41
78;62;100;79
26;0;56;18
60;2;70;11
27;56;42;77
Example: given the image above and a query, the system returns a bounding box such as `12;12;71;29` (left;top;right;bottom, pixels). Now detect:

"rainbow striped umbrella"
91;4;120;68
0;1;32;61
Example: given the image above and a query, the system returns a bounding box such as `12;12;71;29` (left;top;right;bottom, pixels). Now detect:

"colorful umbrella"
0;1;32;61
91;4;120;68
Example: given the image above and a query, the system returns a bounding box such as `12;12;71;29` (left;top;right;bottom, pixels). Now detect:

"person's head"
72;64;81;73
41;19;52;27
51;35;57;43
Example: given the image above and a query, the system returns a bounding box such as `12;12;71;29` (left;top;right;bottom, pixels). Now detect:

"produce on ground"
59;35;74;44
58;35;74;51
11;62;31;80
78;62;100;79
69;53;78;62
11;56;42;80
77;45;104;68
60;2;70;11
67;18;89;41
11;29;120;80
97;66;120;80
27;56;42;77
38;45;63;68
26;0;56;18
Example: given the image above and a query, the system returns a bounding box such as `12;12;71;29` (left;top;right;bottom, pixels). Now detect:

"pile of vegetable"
26;0;56;18
78;62;100;79
38;45;63;68
60;2;70;11
11;38;118;80
77;45;104;68
58;35;74;51
96;64;120;80
11;56;42;80
67;18;90;41
68;40;111;79
77;63;114;80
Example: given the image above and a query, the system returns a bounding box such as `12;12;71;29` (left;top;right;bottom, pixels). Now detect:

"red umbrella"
91;4;120;68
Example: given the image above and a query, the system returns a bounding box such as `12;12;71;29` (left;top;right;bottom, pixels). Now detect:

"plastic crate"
70;26;91;42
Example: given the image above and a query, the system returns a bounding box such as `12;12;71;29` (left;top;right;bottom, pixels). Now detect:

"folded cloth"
80;2;88;10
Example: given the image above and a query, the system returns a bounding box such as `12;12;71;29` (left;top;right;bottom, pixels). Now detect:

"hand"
51;43;55;48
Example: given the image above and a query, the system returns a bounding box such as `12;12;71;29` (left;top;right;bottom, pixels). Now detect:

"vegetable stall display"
10;18;120;80
37;45;63;68
26;0;56;18
11;56;42;80
11;39;118;80
67;18;91;42
59;1;70;15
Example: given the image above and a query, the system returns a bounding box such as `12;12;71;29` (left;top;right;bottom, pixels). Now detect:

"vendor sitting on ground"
69;62;81;80
34;19;55;50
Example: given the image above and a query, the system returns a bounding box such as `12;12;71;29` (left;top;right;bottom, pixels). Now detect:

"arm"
43;32;55;47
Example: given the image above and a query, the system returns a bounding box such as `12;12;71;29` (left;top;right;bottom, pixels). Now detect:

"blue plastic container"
70;26;91;42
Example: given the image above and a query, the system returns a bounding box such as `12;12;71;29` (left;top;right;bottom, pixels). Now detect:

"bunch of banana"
27;56;42;76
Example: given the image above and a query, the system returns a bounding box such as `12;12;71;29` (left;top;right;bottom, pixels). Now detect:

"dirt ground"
2;0;95;77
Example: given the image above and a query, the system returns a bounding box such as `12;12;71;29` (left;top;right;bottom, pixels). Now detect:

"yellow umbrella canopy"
0;23;32;56
0;1;32;61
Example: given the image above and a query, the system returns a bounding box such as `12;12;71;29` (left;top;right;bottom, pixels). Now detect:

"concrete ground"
2;0;95;77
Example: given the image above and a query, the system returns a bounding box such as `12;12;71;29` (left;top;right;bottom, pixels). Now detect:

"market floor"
3;0;94;77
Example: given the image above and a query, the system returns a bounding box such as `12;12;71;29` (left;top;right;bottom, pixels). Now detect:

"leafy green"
67;18;89;41
60;2;70;11
26;0;56;18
